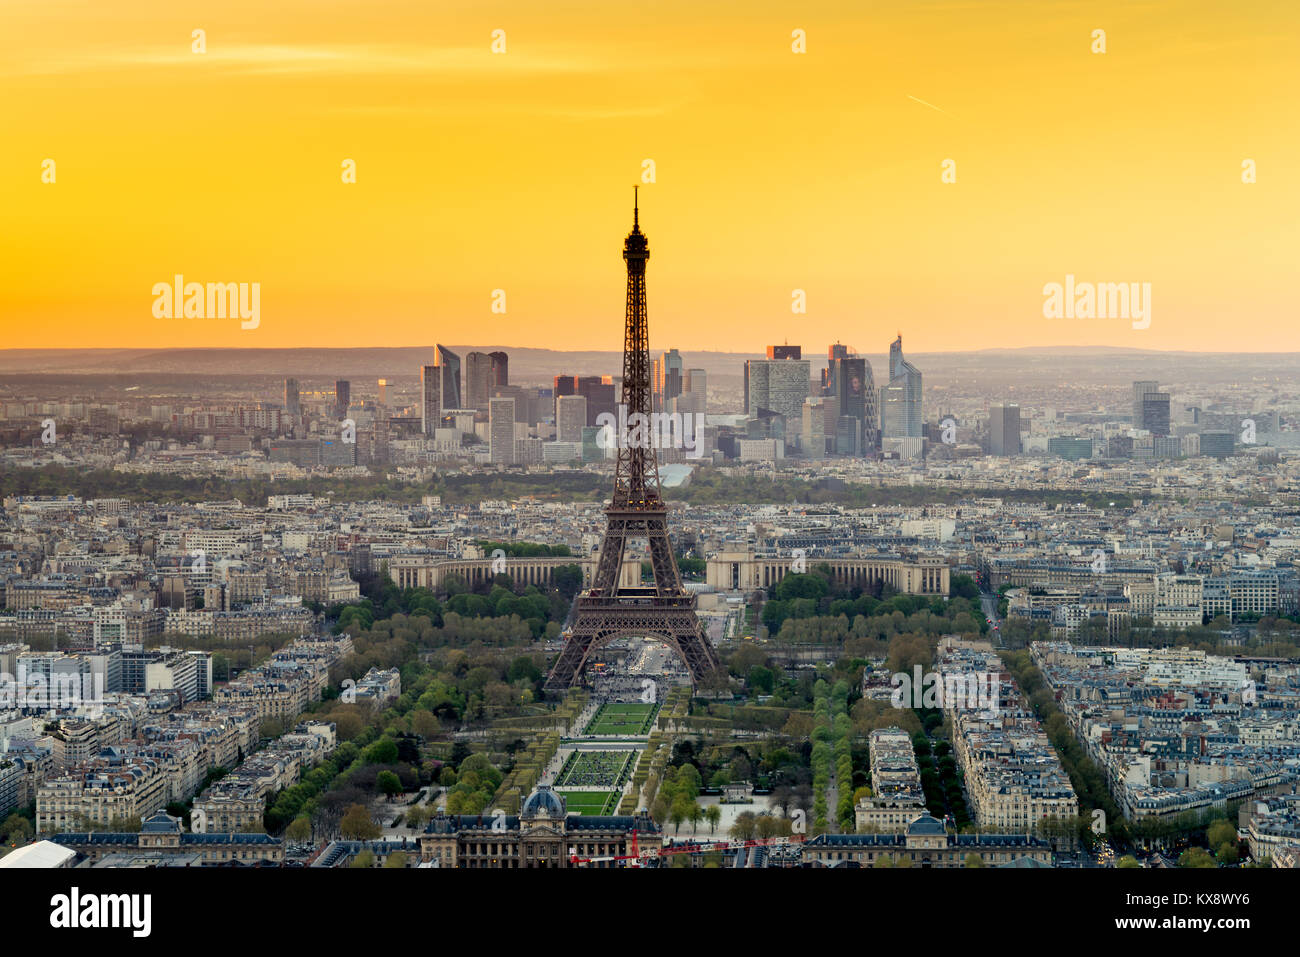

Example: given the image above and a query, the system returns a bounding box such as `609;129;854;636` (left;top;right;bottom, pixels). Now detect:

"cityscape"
4;207;1298;880
3;0;1290;938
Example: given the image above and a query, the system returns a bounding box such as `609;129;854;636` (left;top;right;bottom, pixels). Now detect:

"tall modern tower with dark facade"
284;378;300;417
436;345;462;410
334;380;351;418
465;352;493;411
545;193;721;693
1132;380;1170;436
824;346;877;455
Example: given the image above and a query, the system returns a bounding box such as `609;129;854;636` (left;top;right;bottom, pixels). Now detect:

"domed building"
420;785;661;868
520;785;567;820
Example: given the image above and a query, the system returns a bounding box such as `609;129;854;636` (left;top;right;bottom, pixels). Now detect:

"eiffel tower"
544;190;721;693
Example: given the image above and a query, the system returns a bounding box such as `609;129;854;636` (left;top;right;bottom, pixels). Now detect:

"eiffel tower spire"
544;197;721;693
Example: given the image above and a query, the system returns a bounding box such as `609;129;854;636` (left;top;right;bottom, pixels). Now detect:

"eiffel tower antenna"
544;195;721;694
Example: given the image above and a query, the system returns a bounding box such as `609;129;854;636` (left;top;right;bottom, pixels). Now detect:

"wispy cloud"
4;43;612;78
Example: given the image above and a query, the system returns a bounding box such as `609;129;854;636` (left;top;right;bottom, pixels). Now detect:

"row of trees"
811;680;832;833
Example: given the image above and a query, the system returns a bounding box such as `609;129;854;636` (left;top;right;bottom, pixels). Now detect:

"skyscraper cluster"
739;338;924;459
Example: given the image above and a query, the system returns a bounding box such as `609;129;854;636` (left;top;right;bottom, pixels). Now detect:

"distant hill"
1;346;1297;388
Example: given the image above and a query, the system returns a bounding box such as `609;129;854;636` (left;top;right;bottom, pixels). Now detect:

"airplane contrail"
907;94;952;115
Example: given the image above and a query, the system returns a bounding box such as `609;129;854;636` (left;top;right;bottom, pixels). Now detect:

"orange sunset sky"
1;0;1296;354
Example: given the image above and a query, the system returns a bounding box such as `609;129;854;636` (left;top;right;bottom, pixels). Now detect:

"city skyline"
1;0;1295;905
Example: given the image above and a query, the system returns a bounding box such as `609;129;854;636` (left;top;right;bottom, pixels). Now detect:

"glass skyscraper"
436;344;461;410
880;335;922;438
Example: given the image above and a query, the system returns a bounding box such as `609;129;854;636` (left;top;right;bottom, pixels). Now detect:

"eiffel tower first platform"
544;192;722;694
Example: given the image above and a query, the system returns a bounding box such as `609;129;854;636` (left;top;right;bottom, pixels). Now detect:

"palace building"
418;786;661;868
804;811;1052;868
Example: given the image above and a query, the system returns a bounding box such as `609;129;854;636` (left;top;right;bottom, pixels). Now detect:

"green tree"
1206;818;1236;849
364;738;399;765
285;816;313;844
377;770;403;801
340;804;381;841
1178;847;1216;868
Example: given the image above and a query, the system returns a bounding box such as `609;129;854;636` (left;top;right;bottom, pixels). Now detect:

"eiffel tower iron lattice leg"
545;191;721;694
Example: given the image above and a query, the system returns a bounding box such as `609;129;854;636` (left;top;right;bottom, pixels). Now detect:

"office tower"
514;436;543;465
580;426;603;463
284;378;300;417
557;394;588;443
1048;436;1093;461
802;398;827;458
679;368;707;415
553;374;576;428
376;379;389;407
555;375;616;426
1132;381;1158;428
746;347;811;450
488;351;508;388
823;342;850;392
653;348;683;412
436;345;461;410
466;351;508;411
320;437;357;466
1142;393;1171;436
1131;380;1170;436
466;352;491;411
489;397;515;464
334;380;351;418
988;404;1021;455
268;438;321;467
420;365;441;436
577;376;616;426
827;353;876;454
834;416;861;455
1199;430;1234;457
880;335;922;438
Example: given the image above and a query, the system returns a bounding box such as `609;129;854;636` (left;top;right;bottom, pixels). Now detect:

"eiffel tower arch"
544;191;722;694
